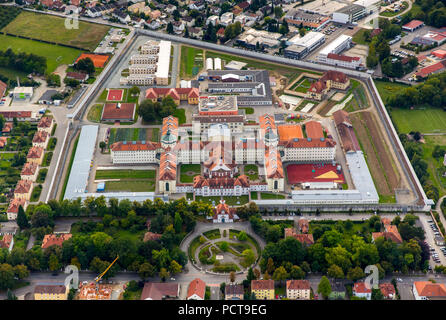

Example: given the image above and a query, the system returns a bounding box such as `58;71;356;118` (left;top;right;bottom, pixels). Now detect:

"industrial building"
286;32;326;59
317;35;353;63
236;28;282;49
353;0;381;15
332;4;365;24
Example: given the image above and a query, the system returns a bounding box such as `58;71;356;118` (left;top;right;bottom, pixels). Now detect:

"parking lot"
418;215;446;268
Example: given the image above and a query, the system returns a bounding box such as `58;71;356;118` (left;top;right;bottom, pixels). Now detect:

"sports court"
286;163;345;184
75;53;109;68
107;89;124;101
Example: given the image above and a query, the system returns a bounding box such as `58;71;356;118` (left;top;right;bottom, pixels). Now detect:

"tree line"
0;48;47;75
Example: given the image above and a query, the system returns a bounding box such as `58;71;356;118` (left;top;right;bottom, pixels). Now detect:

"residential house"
372;218;403;244
286;280;311;300
251;280;275;300
220;12;233;27
14;180;33;201
0;234;14;252
284;228;314;246
141;282;179;300
172;21;185;34
225;284;244;300
187;278;206;300
206;15;219;26
189;0;205;10
21;162;39;182
189;27;203;38
113;9;131;24
7;198;27;221
2;122;12;134
66;72;89;83
183;16;195;27
353;282;371;300
165;4;177;13
34;283;68;300
380;283;396;300
27;146;44;165
413;281;446;300
37;116;55;134
41;234;73;249
32;131;50;149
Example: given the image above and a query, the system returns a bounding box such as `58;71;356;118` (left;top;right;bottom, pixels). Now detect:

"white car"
397;278;403;282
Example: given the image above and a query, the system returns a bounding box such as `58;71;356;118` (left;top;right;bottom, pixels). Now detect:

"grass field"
390;108;446;134
180;164;201;183
352;28;370;45
260;193;286;199
195;195;250;206
244;164;259;181
108;128;159;145
180;46;203;78
95;170;155;180
2;11;109;51
374;80;409;103
0;34;82;73
0;66;27;80
351;112;400;199
173;108;186;125
87;104;103;123
422;136;446;195
105;180;155;192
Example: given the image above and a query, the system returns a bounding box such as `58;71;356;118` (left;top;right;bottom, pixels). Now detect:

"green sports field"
0;34;82;73
180;46;203;78
390;108;446;134
2;11;109;51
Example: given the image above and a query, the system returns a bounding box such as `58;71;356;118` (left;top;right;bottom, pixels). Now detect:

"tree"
169;260;182;275
299;28;306;37
317;276;332;299
159;267;170;282
13;264;29;280
347;266;365;281
129;86;140;96
290;265;305;279
272;266;288;286
99;141;106;153
184;27;189;38
220;241;229;252
247;267;256;281
371;288;384;300
0;114;4;132
174;212;182;233
242;249;256;266
74;57;95;75
49;254;61;274
138;262;155;280
327;264;344;279
238;231;248;241
230;271;236;283
266;257;275;274
167;22;174;34
17;205;30;229
6;289;17;300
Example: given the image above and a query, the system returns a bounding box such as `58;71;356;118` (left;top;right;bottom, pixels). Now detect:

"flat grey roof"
78;192;156;202
345;151;379;202
64;125;99;200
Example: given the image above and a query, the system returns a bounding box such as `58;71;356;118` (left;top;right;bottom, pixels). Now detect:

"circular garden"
188;228;261;273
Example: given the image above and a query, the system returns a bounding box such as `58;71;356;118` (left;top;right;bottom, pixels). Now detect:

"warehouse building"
285;32;326;59
353;0;380;15
332;4;365;24
317;35;352;63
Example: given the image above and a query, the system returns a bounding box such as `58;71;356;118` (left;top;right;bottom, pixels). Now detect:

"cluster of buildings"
305;70;351;101
7;116;55;221
120;40;171;86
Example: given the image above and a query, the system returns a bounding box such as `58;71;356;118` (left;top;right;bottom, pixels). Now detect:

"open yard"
180;46;203;78
87;104;103;123
350;112;400;200
0;34;82;74
390;108;446;134
194;195;250;206
2;11;110;51
179;164;201;183
105;180;155;192
244;164;259;181
290;77;314;93
374;80;409;103
108;128;159;145
95;169;155;180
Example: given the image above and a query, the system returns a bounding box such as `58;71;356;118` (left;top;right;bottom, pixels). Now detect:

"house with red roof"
402;20;424;32
41;234;72;249
21;162;39;182
353;282;372;300
0;80;7;98
0;234;14;252
372;218;403;244
413;281;446;300
37;116;55;134
284;227;314;246
141;282;179;300
14;180;33;201
187;278;206;300
7;198;27;221
101;103;136;122
32;130;49;149
379;283;396;300
212;200;237;223
145;88;199;105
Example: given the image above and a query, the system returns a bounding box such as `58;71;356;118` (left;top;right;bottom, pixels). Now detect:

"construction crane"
94;256;119;283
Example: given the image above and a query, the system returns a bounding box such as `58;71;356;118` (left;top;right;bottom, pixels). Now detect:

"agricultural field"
180;46;203;78
0;34;82;74
179;164;201;183
108;128;159;145
2;11;110;51
390;108;446;134
351;112;400;202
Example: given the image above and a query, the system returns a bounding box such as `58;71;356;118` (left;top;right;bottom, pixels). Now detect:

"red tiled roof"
2;122;13;133
14;180;32;194
111;141;160;152
27;146;44;159
0;234;13;249
145;88;199;101
38;116;53;129
284;228;314;245
354;282;371;294
304;121;324;139
158;151;177;181
416;60;446;78
0;111;32;119
7;198;26;214
66;72;88;81
251;280;274;290
414;281;446;298
287;280;310;290
33;131;48;144
143;232;162;242
279;137;335;149
193;175;250;189
141;283;178;300
403;20;424;30
0;80;6;98
327;53;360;62
265;148;283;179
187;278;206;299
278;124;303;141
21;162;38;176
41;234;72;249
379;283;395;299
102;103;136;121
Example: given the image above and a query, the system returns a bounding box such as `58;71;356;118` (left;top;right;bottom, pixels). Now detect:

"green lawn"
390;108;446;134
31;184;42;202
352;28;370;45
195;195;250;206
0;66;27;80
203;229;221;240
151;128;159;142
0;34;82;74
240;107;254;114
95;170;155;180
2;11;109;51
374;80;409;103
180;46;203;78
421;136;446;194
87;104;103;123
244;164;259;180
105;180;155;192
260;193;286;199
179;164;201;183
250;191;258;200
108;128;158;145
173;108;186;125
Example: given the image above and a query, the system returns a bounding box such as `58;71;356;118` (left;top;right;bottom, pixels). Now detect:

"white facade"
325;55;362;69
111;148;159;164
287;32;325;51
317;35;352;62
281;146;336;162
